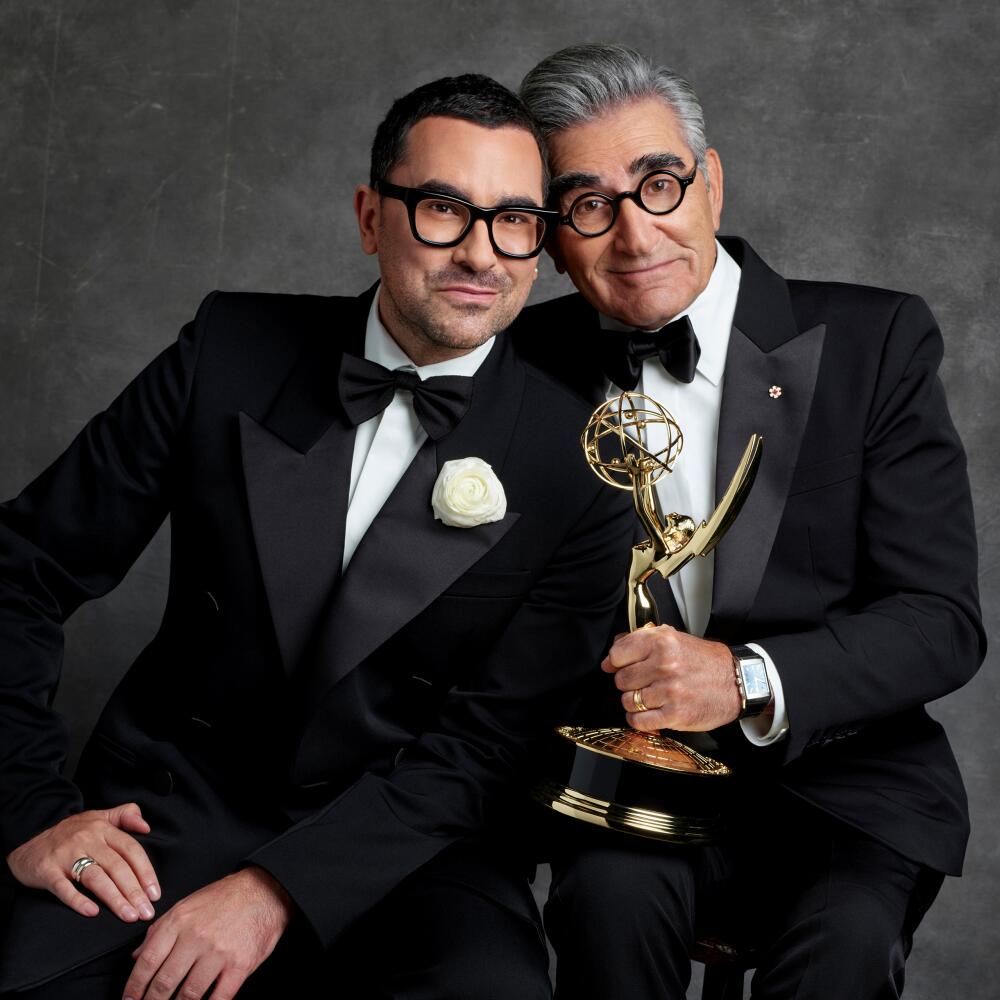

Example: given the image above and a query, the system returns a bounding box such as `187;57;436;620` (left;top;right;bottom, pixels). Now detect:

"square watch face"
742;660;770;700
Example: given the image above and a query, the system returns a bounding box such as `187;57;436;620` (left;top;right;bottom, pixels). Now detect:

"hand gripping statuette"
533;391;763;843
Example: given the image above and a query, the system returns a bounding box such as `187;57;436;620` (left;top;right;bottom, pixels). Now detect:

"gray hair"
519;44;710;183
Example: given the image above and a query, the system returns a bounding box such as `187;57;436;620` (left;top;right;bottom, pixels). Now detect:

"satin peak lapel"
239;297;367;674
709;322;825;631
240;413;354;674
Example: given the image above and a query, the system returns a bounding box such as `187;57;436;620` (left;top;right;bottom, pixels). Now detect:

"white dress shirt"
342;290;495;570
601;240;788;745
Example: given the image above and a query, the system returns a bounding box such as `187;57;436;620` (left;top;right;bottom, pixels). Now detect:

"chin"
636;287;695;326
427;320;497;352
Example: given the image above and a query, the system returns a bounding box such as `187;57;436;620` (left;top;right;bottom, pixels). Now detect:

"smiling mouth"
437;285;500;304
608;259;679;278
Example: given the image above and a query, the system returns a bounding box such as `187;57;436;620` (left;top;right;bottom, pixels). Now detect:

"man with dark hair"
0;73;632;999
513;44;985;999
368;72;549;189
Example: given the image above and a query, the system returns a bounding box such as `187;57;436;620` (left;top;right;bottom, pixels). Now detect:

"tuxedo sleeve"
754;294;986;764
247;484;633;949
0;295;215;856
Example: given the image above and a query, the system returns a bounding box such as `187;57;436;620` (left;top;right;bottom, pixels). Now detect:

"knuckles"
190;926;216;949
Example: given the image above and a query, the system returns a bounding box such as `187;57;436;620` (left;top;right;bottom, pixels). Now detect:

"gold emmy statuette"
533;391;763;843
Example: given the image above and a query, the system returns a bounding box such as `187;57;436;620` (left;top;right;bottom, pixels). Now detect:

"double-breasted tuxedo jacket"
512;236;986;878
0;287;633;990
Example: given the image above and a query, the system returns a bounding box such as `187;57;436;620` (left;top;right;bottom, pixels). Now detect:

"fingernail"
139;902;155;920
122;905;139;921
147;883;160;901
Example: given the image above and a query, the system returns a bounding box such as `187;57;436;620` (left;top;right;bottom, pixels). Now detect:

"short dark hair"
369;73;548;193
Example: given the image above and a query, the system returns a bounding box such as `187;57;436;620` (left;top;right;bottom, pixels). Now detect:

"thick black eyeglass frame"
376;180;558;259
559;167;699;238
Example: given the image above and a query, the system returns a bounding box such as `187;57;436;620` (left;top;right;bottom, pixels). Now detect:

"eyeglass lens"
570;172;687;235
413;197;546;255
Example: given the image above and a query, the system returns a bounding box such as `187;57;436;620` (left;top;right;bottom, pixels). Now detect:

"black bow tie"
337;353;473;441
601;315;701;391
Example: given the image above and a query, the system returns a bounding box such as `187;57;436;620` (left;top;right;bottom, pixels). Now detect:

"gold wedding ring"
70;856;97;882
632;688;649;713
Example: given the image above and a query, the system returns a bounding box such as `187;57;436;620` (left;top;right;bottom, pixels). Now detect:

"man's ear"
354;185;380;255
705;148;724;232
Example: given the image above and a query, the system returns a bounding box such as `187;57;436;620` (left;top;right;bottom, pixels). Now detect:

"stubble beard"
388;265;525;355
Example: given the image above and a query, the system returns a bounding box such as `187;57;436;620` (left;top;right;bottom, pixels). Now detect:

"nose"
612;197;660;257
452;218;497;272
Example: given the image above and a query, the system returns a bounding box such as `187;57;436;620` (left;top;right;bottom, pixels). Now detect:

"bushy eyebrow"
549;152;692;203
628;151;689;175
417;178;544;209
548;171;602;202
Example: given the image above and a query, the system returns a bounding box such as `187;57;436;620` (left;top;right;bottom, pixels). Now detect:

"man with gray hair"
513;43;984;999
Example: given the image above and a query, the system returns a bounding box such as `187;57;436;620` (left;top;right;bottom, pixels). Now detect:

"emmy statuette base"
532;727;734;845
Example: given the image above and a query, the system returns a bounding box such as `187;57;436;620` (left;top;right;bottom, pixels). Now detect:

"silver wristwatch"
730;644;771;719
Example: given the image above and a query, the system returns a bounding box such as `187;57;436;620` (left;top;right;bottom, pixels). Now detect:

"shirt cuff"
739;643;788;746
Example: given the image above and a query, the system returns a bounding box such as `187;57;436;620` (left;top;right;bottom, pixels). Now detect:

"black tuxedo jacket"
512;236;986;878
0;287;633;990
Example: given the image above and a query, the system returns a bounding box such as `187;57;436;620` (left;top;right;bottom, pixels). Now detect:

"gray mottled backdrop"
1;1;997;996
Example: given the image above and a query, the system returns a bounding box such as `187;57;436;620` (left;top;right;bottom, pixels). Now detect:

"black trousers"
545;792;942;1000
3;840;551;1000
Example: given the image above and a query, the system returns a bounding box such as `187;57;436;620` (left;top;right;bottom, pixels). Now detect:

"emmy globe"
533;391;763;843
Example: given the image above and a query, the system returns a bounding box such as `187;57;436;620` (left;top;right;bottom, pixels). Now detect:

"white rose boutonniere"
431;457;507;528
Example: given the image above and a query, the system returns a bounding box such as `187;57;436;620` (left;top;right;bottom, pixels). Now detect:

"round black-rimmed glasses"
377;181;557;259
560;167;699;238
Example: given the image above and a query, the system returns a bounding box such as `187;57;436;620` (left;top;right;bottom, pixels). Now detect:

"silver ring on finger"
632;687;649;714
70;856;98;882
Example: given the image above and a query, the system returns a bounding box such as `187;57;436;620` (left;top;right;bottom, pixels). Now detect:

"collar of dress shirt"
364;286;497;379
598;239;741;388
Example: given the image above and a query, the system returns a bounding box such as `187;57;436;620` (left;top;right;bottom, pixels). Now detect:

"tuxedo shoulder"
137;290;353;429
787;278;930;331
181;289;352;384
195;289;350;346
786;281;945;392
